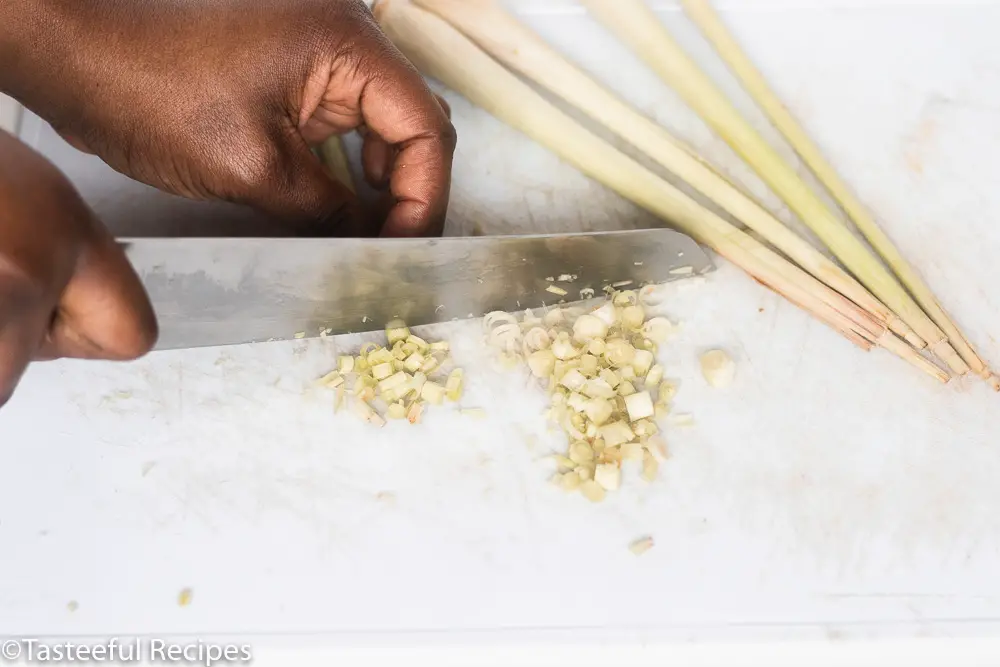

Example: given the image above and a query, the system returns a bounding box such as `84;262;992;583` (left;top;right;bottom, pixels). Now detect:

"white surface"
5;0;1000;660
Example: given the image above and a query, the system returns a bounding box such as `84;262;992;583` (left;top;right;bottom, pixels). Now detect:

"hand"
0;132;157;407
1;0;456;237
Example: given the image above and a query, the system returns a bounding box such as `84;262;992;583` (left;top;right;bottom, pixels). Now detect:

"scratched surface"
4;0;1000;645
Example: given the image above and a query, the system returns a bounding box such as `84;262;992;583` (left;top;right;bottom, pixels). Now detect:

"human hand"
0;132;157;407
2;0;456;237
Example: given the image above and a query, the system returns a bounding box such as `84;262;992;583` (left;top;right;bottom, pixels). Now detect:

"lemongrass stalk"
320;135;356;193
412;0;922;349
580;0;968;376
373;0;948;383
680;0;991;382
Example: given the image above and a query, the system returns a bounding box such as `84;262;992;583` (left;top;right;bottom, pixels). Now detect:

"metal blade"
120;229;714;351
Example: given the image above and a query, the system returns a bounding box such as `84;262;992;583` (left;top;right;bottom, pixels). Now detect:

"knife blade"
119;229;714;351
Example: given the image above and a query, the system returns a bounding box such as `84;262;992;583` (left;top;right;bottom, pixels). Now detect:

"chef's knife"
119;229;714;351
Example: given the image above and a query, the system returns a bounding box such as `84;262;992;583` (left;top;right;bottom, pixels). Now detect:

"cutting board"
4;0;1000;651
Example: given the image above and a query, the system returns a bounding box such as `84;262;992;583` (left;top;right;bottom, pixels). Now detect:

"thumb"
247;134;367;237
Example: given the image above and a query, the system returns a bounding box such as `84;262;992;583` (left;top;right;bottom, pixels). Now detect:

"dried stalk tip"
700;349;735;387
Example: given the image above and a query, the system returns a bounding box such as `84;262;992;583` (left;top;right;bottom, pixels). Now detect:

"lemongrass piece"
700;349;736;388
599;421;634;447
375;0;947;382
624;391;655;421
641;450;659;482
407;400;426;424
338;355;355;374
646;364;665;387
581;0;968;373
421;380;446;405
595;462;622;491
412;0;917;346
584;398;613;426
682;0;990;378
580;479;606;503
445;369;464;401
319;134;356;193
632;349;654;377
629;536;655;555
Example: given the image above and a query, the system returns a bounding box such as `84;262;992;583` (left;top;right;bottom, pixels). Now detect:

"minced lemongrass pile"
316;319;464;426
484;287;687;503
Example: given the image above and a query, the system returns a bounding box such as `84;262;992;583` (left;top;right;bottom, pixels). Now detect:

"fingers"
0;261;59;405
361;94;450;191
43;228;158;361
350;43;456;237
235;128;366;236
361;130;394;189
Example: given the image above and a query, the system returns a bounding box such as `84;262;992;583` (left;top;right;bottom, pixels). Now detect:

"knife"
119;228;714;351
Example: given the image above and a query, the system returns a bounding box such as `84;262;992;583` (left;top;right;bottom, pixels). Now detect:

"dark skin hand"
0;132;157;406
0;0;457;405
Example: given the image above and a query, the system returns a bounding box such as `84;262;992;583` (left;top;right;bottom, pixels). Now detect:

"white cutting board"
4;0;1000;651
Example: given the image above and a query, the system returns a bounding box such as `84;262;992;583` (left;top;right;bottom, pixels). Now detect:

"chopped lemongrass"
378;371;410;393
643;318;676;343
624;391;655;421
595;462;622;491
641;450;660;482
629;536;655;555
621;441;644;461
322;319;460;426
553;454;577;471
633;419;658;438
646;436;669;461
528;349;556;378
403;352;426;373
445;368;464;401
582;378;616;399
631;349;654;377
573;314;608;342
621;305;645;330
584;398;613;425
385;319;410;345
659;380;679;403
599;368;620;388
569;441;595;464
318;370;343;387
420;355;442;374
700;348;736;387
600;421;635;447
338;356;355;373
567;392;588;413
580;479;607;503
386;402;408;420
560;369;587;391
617;380;637;397
560;471;583;491
421;381;446;405
546;285;569;297
460;407;488;419
646;364;664;387
605;339;635;368
407;401;426;424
